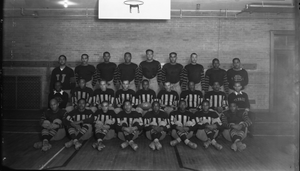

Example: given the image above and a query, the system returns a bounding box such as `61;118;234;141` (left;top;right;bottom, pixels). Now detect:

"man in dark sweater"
50;55;75;98
114;52;138;91
136;49;163;95
203;58;229;95
75;54;97;90
161;52;184;96
227;58;248;93
182;53;205;94
48;81;69;109
94;52;117;91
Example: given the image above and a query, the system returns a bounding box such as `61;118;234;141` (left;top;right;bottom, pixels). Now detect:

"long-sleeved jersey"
70;87;94;107
161;63;184;84
226;68;248;90
136;60;163;86
95;62;117;83
93;109;117;129
194;110;222;129
169;110;196;131
93;88;115;106
203;68;228;93
40;109;66;128
115;89;136;107
228;91;250;110
204;91;228;110
64;109;94;126
50;66;75;91
115;111;143;132
157;90;179;107
48;90;69;109
143;110;170;132
114;63;138;86
182;63;205;91
221;109;252;129
75;64;96;84
135;89;156;105
180;90;203;109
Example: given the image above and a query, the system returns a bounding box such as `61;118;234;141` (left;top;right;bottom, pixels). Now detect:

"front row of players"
34;98;252;152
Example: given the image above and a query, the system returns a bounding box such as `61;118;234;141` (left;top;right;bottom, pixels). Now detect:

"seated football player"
143;101;170;150
64;98;94;150
48;81;69;109
114;80;136;114
34;99;66;151
195;100;223;150
180;81;203;113
157;81;179;115
221;102;252;152
135;79;157;115
92;101;116;151
66;78;93;113
204;81;228;115
228;82;255;137
169;100;197;149
115;100;143;151
91;80;115;113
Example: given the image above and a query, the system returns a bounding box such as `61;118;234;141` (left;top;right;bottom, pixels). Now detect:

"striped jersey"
169;110;196;130
115;89;136;106
64;109;94;124
70;87;94;106
204;91;228;110
157;90;179;107
143;110;170;131
115;111;143;131
135;89;157;105
194;110;222;129
93;88;115;106
93;109;117;129
180;90;203;109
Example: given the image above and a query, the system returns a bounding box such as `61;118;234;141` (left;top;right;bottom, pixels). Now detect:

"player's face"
164;82;171;91
59;57;66;66
124;54;131;63
100;81;107;91
122;81;129;90
179;101;186;111
79;79;86;89
124;102;132;112
54;82;62;91
142;81;149;90
213;60;220;69
169;54;177;64
78;100;86;110
81;55;89;65
50;100;59;111
202;102;210;111
229;103;237;112
102;102;109;113
190;54;197;64
103;53;110;62
146;51;153;61
152;103;160;112
212;82;220;91
233;59;240;69
189;82;195;91
233;83;242;92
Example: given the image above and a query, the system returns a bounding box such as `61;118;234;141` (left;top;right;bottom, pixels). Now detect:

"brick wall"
3;13;296;110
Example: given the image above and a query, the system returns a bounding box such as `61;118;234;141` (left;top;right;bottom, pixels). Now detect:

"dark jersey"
75;64;96;83
114;63;138;84
41;109;66;126
180;90;203;109
228;91;250;109
70;87;94;106
115;111;143;131
136;60;163;85
204;68;228;92
169;110;196;130
143;110;170;131
135;89;156;105
157;90;179;107
96;62;117;83
161;63;184;84
226;68;249;90
50;66;75;91
93;88;115;106
48;90;69;109
204;91;228;110
93;109;117;129
64;109;94;125
115;89;136;106
182;63;205;91
221;109;252;129
194;110;222;129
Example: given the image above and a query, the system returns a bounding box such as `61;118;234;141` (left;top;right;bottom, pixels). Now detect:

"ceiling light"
57;0;77;8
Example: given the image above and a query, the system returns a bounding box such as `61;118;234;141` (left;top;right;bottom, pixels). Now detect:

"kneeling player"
221;102;252;152
92;101;116;151
143;101;170;150
169;100;197;149
116;100;143;151
64;99;94;150
195;100;223;150
34;99;66;151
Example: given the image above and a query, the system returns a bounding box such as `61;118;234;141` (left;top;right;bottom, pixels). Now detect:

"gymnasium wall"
2;12;295;110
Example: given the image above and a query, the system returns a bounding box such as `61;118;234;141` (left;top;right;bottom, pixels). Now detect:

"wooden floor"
2;110;298;171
